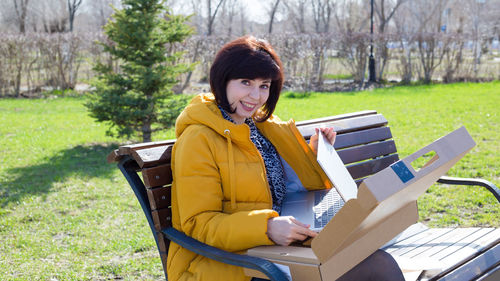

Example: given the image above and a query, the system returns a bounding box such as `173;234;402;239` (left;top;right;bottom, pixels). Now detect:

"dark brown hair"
209;36;284;122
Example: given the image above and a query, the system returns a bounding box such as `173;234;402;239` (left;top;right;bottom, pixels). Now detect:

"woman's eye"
261;84;270;89
241;80;251;86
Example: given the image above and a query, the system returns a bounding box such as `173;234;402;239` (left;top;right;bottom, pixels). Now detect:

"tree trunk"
15;64;22;97
67;0;82;32
142;121;152;143
207;0;225;35
178;40;201;94
268;0;280;34
376;42;389;81
13;0;30;33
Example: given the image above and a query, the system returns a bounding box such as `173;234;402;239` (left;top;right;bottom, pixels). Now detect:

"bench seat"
107;110;499;281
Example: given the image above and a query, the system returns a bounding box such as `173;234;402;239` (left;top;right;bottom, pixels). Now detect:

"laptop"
280;131;358;231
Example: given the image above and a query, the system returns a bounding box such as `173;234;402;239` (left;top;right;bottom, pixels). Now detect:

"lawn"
0;82;499;280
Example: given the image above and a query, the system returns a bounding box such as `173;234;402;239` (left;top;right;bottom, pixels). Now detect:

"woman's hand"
309;127;336;154
267;216;318;246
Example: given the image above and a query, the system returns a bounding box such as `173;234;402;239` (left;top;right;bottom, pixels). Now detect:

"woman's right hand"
267;216;318;246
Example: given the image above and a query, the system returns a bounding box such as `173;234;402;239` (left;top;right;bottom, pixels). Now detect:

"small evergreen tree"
86;0;193;142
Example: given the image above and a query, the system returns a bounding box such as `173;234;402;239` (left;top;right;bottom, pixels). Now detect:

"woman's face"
225;78;271;124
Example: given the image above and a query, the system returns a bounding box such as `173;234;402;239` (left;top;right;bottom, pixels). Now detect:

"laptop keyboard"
313;189;344;228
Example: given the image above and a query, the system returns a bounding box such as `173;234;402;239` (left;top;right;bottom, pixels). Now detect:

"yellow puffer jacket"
167;93;332;281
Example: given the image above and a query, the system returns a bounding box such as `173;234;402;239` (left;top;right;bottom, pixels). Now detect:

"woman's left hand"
309;127;336;154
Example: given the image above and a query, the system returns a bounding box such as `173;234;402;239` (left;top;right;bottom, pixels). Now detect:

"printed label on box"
390;161;415;183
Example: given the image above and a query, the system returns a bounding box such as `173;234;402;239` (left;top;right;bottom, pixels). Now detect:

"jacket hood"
176;93;255;210
175;93;254;146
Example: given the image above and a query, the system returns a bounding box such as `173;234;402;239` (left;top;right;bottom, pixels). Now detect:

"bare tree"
221;0;237;36
187;0;203;33
28;0;68;33
393;2;416;83
67;0;82;32
238;0;248;35
207;0;225;35
283;0;308;33
335;1;370;86
311;0;334;33
413;0;450;83
12;0;30;33
88;0;120;28
334;0;369;33
374;0;406;34
267;0;281;34
373;0;407;80
463;0;489;77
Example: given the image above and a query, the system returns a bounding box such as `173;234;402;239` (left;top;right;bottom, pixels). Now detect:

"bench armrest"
437;176;500;203
162;227;289;281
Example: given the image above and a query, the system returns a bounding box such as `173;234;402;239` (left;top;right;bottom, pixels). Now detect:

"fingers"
310;128;319;144
290;217;309;227
268;216;318;246
290;217;318;238
296;225;318;239
318;127;336;145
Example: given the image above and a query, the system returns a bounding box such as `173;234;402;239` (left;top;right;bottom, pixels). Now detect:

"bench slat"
160;251;168;278
157;233;169;255
132;145;173;168
433;243;500;281
142;164;173;188
337;140;397;165
107;149;121;163
147;186;172;210
406;228;480;259
346;154;399;180
384;227;500;280
436;229;500;264
334;127;393;150
295;110;377;126
152;207;172;231
118;139;176;156
429;228;496;260
298;114;388;139
386;228;453;256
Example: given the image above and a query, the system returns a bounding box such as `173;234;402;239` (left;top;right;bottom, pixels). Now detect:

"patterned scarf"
218;106;287;213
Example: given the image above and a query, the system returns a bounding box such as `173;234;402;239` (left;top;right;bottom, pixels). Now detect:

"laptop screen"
317;131;358;201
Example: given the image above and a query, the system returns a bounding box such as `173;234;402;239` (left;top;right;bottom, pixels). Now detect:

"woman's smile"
241;101;257;111
226;78;271;124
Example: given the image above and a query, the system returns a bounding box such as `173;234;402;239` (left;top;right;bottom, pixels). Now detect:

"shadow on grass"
0;143;119;208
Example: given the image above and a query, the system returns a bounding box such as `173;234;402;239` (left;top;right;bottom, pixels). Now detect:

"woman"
168;36;404;281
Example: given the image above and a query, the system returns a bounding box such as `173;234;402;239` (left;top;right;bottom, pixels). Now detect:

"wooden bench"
107;110;500;281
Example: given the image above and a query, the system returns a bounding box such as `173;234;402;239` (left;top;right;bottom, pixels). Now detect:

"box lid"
311;126;475;263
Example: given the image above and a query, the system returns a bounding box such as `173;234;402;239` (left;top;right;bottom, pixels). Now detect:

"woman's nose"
249;86;260;99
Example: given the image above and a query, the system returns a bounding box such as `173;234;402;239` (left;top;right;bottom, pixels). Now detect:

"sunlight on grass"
0;82;499;279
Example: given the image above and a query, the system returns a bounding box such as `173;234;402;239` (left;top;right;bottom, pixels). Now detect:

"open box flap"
319;201;419;280
311;126;476;263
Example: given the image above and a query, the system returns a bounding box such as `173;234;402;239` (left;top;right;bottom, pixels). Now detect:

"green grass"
0;98;166;280
1;82;499;280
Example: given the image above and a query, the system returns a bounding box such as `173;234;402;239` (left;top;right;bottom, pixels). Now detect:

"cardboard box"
245;126;476;281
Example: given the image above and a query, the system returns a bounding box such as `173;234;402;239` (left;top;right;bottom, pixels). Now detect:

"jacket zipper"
253;145;274;209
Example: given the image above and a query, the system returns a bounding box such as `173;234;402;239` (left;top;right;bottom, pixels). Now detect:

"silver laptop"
281;188;345;232
280;131;358;231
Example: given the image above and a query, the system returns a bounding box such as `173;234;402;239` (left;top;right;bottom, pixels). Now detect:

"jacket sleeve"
173;128;278;252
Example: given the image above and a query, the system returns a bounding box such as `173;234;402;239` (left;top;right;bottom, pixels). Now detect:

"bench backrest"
107;110;400;276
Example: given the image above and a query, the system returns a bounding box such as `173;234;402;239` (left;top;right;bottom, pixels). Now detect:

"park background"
1;0;499;280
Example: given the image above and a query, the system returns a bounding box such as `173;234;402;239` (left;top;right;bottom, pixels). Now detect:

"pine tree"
86;0;193;142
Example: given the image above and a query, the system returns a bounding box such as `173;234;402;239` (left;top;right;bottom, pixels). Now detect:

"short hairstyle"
209;36;284;122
